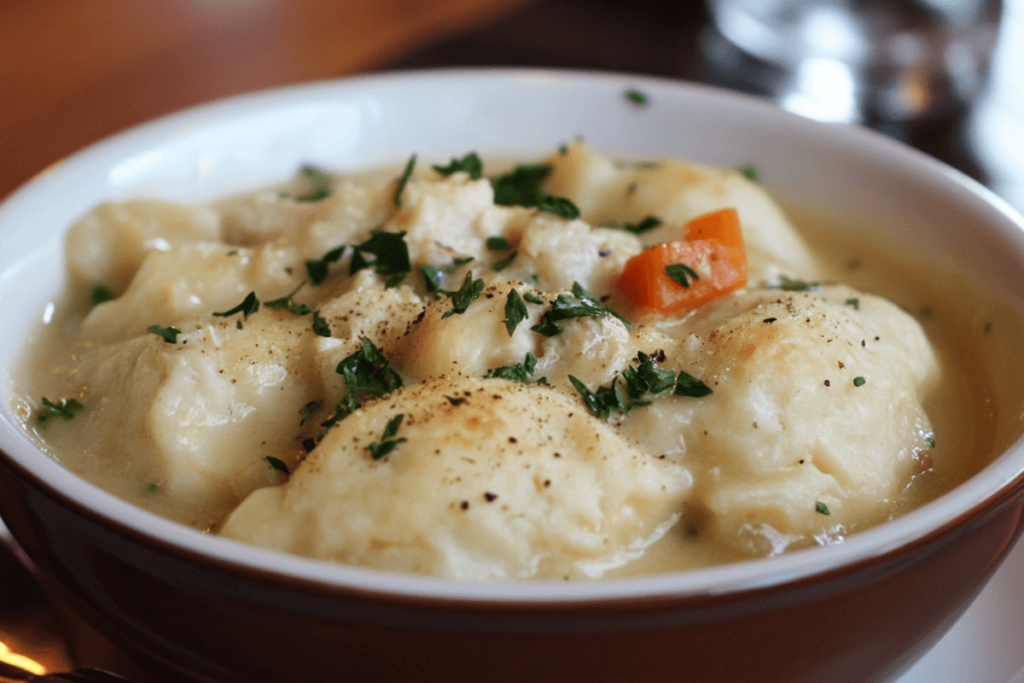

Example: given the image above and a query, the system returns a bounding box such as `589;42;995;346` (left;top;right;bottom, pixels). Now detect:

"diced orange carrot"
684;208;743;253
619;208;746;315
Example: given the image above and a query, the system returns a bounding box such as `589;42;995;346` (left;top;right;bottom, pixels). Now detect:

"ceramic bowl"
2;69;1024;683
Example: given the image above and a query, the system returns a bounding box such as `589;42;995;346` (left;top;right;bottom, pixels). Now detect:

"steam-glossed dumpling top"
221;376;692;580
621;285;939;556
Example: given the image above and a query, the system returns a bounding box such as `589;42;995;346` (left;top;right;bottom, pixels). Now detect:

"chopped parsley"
266;456;290;474
140;483;160;496
570;352;710;419
926;436;936;449
623;352;676;399
305;245;346;285
335;336;403;408
368;414;407;460
531;282;630;337
568;375;630;420
674;371;713;398
815;501;830;515
294;165;333;203
504;289;528;336
490;164;581;219
265;282;313;316
321;394;360;429
625;89;648;106
90;284;115;307
421;264;445;293
739;165;761;182
768;276;820;292
311;310;331;337
569;350;704;419
600;216;662;235
853;376;866;387
486;352;547;384
441;272;485;319
445;395;467;406
349;230;411;280
244;283;331;336
422;257;475;295
486;236;511;251
523;292;544;305
665;263;701;288
845;298;860;310
299;400;324;425
394;154;417;207
432;152;483;180
37;397;84;426
213;291;260;319
490;251;518;272
147;325;181;344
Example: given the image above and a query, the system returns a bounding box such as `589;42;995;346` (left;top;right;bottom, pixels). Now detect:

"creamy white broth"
12;144;1001;579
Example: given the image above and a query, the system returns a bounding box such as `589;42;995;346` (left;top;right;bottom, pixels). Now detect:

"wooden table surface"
0;0;530;202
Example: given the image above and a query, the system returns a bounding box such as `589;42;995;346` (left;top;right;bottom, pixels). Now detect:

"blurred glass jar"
704;0;1002;124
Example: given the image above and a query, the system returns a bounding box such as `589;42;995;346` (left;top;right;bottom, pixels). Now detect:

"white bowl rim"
3;67;1024;605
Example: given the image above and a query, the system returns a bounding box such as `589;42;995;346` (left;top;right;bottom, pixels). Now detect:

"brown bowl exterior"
3;449;1023;683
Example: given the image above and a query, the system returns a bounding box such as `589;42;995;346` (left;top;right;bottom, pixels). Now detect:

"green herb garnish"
37;397;84;426
845;298;860;310
665;263;701;288
491;251;518;272
623;351;676;399
490;164;581;219
486;236;511;251
531;282;630;337
625;89;648;106
432;152;483;180
523;292;544;305
739;165;761;182
305;245;346;286
90;284;115;307
815;501;830;515
213;291;260;319
349;230;412;280
335;336;403;407
395;154;417;207
299;400;324;425
311;310;331;337
853;376;866;387
265;282;313;316
445;395;467;406
441;272;485;319
768;276;820;292
568;375;630;420
266;456;290;474
140;483;160;496
674;371;713;398
926;436;936;449
421;264;445;293
504;289;528;336
368;414;408;460
294;165;333;203
486;352;546;384
147;325;181;344
600;216;662;235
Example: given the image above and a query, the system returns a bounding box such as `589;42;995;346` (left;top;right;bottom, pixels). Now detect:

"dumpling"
221;376;692;580
620;285;938;555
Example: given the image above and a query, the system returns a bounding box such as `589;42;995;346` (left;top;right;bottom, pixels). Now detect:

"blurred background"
1;0;1022;210
0;0;1023;678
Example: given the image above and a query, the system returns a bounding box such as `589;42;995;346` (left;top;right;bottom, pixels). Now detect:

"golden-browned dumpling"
221;376;692;580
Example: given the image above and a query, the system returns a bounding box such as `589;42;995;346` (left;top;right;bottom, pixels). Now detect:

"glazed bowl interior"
2;69;1024;604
